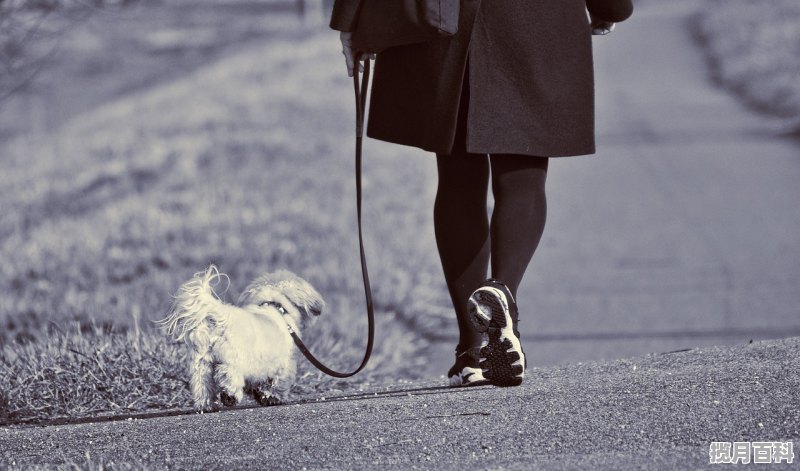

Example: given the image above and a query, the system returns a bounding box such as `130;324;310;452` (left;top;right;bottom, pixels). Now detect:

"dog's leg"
191;350;218;411
251;379;282;406
214;365;245;407
253;378;294;406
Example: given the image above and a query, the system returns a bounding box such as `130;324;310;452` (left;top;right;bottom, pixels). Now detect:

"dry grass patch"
0;325;187;423
693;0;800;131
0;315;426;424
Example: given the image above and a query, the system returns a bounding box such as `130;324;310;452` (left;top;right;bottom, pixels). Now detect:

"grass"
0;14;453;423
0;324;187;423
692;0;800;131
0;316;426;424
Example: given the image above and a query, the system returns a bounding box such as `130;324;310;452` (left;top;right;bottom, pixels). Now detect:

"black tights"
434;150;548;350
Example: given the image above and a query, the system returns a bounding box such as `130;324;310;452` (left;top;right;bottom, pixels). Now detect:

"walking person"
330;0;633;387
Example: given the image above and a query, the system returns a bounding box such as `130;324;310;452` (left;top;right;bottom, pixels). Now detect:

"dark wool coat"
331;0;633;157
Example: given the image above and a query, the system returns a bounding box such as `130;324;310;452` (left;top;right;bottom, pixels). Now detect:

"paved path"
2;338;797;469
429;0;800;373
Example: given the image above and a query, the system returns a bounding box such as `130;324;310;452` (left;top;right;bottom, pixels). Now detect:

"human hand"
340;32;375;77
590;14;616;35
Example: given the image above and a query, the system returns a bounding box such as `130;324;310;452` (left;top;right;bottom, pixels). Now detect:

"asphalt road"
2;337;797;469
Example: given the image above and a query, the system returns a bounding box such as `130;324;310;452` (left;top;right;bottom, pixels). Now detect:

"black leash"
288;59;374;378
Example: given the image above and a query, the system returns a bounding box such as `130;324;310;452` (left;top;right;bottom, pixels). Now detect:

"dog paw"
220;391;238;407
254;391;282;407
261;396;282;407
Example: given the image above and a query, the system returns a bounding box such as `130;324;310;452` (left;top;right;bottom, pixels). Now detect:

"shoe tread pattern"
471;287;524;387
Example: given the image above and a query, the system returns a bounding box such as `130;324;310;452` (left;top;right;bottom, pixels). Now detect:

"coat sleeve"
585;0;633;23
329;0;363;32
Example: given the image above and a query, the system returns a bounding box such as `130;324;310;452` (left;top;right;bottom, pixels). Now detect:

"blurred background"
0;0;337;137
0;0;798;420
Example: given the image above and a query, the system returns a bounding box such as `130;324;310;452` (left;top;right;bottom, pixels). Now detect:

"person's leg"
466;153;548;386
434;54;492;355
488;153;549;298
434;150;490;352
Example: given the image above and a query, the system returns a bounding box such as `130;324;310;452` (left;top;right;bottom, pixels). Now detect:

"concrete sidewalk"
431;0;800;373
2;337;797;469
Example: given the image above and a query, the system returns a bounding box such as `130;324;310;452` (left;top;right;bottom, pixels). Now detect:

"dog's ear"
283;274;324;319
263;270;324;319
239;270;325;320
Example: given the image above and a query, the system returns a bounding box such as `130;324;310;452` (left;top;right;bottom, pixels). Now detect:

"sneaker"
468;279;526;386
447;346;489;387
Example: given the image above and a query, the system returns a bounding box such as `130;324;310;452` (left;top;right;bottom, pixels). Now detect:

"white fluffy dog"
159;265;324;411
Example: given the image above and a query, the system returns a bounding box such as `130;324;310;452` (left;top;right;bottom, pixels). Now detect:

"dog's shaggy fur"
159;265;324;410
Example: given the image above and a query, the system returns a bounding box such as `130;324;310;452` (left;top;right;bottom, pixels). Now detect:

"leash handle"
290;59;374;378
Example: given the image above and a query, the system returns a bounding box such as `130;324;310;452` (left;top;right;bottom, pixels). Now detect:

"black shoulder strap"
289;59;374;378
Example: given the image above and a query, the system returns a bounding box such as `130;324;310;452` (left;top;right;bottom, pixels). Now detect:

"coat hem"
365;130;596;157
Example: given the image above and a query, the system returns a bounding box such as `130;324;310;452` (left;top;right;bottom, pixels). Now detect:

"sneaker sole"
468;286;525;387
448;367;490;388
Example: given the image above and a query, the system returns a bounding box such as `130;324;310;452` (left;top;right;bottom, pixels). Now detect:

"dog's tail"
158;265;231;346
